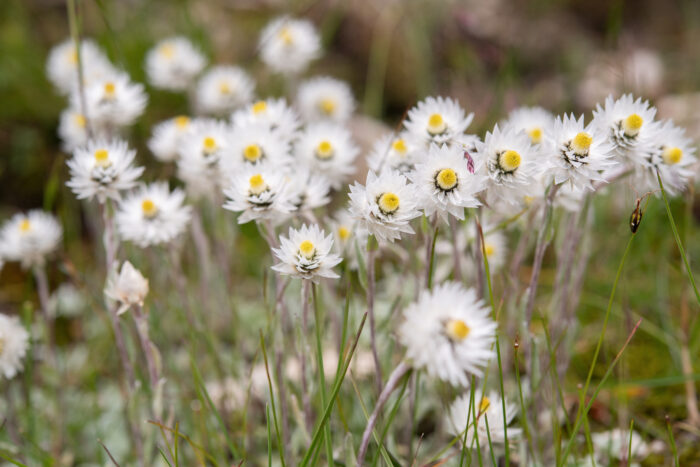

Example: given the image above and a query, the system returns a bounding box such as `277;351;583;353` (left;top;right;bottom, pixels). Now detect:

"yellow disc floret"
315;140;334;160
377;192;400;214
528;127;543;144
623;113;643;137
249;174;268;195
252;101;267;115
94;149;111;168
338;226;350;241
318;98;336;115
499;150;521;172
141;199;158;218
392;139;408;154
104;82;116;98
484;243;495;257
174;116;190;129
662;146;683;165
203;136;217;153
159;43;175;58
427;113;447;135
19;219;31;233
479;396;491;413
436;168;458;191
74;114;86;128
446;319;471;341
219;81;232;95
278;27;294;45
571;132;592;156
298;240;315;259
243;144;263;163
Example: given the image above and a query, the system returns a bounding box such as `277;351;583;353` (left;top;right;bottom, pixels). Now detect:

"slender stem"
356;361;411;466
133;305;159;390
474;213;485;300
366;245;382;394
449;216;463;282
680;341;700;425
300;280;313;430
190;210;212;307
66;0;93;138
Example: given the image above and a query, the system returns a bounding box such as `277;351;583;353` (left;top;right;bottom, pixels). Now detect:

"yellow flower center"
243;144;263;163
141;199;158;218
315;140;334;160
318;98;336;115
203;136;217;153
68;49;78;65
499;150;521;172
663;146;683;165
252;100;267;115
219;81;232;95
94;149;111;168
392;139;408;154
528;127;543;144
377;192;400;214
104;82;116;98
446;319;470;341
174;116;190;129
249;174;268;195
338;226;350;240
427;113;446;135
19;219;31;233
74;114;86;128
299;240;315;259
571;132;592;156
159;43;175;58
436;168;458;191
279;27;294;45
479;396;491;413
623;113;643;137
484;243;495;257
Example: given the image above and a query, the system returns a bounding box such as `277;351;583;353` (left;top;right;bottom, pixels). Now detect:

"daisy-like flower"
67;139;144;202
294;122;359;189
446;390;522;448
219;122;292;176
398;282;496;386
115;182;192;247
271;224;342;282
223;166;295;224
177;119;230;198
104;261;149;315
477;124;542;206
591;429;652;466
73;71;147;128
148;115;195;163
404;96;473;146
503;106;555;149
196;66;255;115
348;170;421;243
46;38;115;95
284;167;332;214
0;211;62;269
411;144;486;222
329;210;368;270
0;313;30;379
634;119;697;196
296;76;354;123
145;36;206;91
58;107;93;152
367;132;422;175
592;94;658;158
231;98;301;143
547;114;616;190
259;16;321;75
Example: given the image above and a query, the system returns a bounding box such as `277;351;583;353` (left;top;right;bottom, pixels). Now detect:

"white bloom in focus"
547;114;616;190
219;122;292;176
296;76;354;123
259;16;321;75
0;313;30;379
115;183;192;248
294;122;359;189
446;390;522;448
285;167;332;213
504;106;555;149
223;166;295;224
104;261;149;315
46;38;115;95
177;119;229;199
348;170;421;243
592;94;658;159
271;224;342;282
73;71;147;128
367;132;422;175
145;37;206;91
231;98;301;143
404;96;473;146
196;66;255;115
67;139;144;202
148;116;195;163
410;144;486;222
0;211;62;269
398;282;496;386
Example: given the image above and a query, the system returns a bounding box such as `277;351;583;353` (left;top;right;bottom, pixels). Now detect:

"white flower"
398;282;496;386
547;114;617;190
223;166;295;224
591;429;651;465
67;139;144;202
46;38;115;95
0;313;30;379
477;124;542;206
104;261;149;315
177;119;229;199
329;210;368;270
348;170;421;243
148;116;195;163
294;122;359;189
446;390;522;448
404;96;473;146
259;16;321;75
145;36;206;91
231;98;301;143
284;167;332;213
503;106;555;149
634;119;697;196
196;65;255;115
271;224;342;282
367;132;422;175
296;76;354;123
410;144;486;222
73;71;147;128
115;182;192;248
0;210;62;269
219;122;292;176
592;94;659;159
58;107;92;152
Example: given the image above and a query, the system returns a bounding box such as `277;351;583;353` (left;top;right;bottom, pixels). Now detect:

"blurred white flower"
223;166;295;224
148;116;195;163
591;428;651;466
0;313;30;379
231;98;301;143
196;65;255;115
404;96;473;147
259;16;321;75
592;93;659;159
219;121;292;176
503;106;555;150
296;76;354;123
72;70;147;128
58;107;94;152
67;139;144;202
284;166;332;214
398;282;496;386
0;210;62;269
446;390;521;448
367;132;422;175
46;38;115;95
271;224;342;282
145;36;206;91
115;182;192;247
294;122;359;189
177;119;230;199
105;261;149;315
329;209;368;270
49;283;87;318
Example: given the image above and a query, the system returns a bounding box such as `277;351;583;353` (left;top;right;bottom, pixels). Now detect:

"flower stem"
132;305;159;391
366;243;383;394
